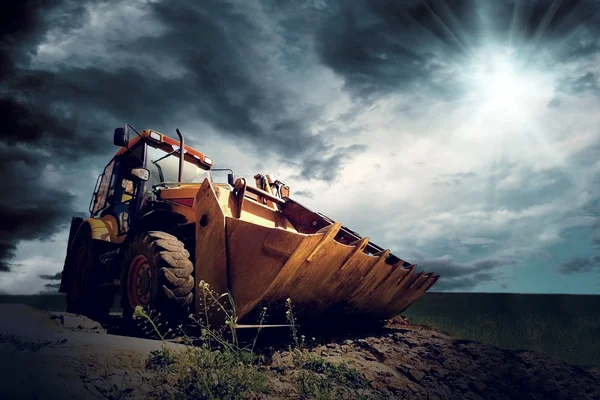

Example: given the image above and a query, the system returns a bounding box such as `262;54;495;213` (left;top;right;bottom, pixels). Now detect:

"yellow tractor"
59;124;439;328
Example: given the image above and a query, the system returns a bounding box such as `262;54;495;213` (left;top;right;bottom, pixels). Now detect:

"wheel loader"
59;124;439;329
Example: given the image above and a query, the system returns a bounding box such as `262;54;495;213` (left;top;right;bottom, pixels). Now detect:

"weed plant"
138;281;387;400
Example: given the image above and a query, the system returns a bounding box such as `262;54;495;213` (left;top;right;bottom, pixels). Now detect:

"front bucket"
192;178;438;326
226;218;438;324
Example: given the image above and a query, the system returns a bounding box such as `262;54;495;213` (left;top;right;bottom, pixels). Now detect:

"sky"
0;0;599;295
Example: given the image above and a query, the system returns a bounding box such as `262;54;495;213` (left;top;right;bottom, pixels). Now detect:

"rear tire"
120;231;194;335
65;231;114;323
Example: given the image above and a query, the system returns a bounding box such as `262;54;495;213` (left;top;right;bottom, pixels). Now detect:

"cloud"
410;252;517;291
313;0;600;101
557;256;600;275
2;0;600;295
593;226;600;247
432;172;478;187
295;144;367;182
44;283;61;290
0;0;365;272
293;189;314;199
0;1;111;271
39;272;62;280
460;237;494;246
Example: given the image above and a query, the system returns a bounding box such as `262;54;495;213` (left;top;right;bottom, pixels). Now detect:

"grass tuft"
139;281;386;399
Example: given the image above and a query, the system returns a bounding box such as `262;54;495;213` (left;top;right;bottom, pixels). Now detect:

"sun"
474;54;523;110
450;45;558;158
463;47;552;118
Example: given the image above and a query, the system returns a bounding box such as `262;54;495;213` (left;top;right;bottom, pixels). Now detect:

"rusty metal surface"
224;218;439;323
194;180;439;325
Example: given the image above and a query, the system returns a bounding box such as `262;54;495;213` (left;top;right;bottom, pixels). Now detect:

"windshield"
146;144;211;187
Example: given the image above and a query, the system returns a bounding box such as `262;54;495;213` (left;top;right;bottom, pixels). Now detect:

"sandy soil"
0;305;598;399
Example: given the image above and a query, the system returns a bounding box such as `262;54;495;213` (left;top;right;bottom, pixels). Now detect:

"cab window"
145;144;211;188
90;160;115;215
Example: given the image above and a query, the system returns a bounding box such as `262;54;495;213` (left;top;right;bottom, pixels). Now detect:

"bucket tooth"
400;273;433;310
381;259;407;284
363;249;391;277
362;262;414;314
307;222;342;262
377;267;421;318
318;239;378;306
344;237;370;262
309;237;370;296
426;274;441;291
387;272;430;315
349;250;394;310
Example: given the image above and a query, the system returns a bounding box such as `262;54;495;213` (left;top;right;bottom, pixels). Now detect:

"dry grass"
138;281;388;400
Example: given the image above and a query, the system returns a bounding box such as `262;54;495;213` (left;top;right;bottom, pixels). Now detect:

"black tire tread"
65;230;114;322
121;230;194;328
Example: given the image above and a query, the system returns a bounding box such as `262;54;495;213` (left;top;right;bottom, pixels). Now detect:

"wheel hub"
128;254;152;308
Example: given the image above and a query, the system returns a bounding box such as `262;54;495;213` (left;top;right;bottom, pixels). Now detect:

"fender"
125;209;188;242
59;215;123;293
71;215;124;245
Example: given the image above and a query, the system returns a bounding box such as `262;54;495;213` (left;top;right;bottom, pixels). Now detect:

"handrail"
234;178;285;205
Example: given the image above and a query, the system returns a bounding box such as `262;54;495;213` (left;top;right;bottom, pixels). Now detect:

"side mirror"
227;173;235;187
114;126;129;147
130;168;150;181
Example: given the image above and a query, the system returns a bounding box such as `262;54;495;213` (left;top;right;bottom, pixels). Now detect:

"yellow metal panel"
86;215;125;244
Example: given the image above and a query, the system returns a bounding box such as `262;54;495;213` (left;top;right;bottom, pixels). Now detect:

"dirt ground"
0;304;598;399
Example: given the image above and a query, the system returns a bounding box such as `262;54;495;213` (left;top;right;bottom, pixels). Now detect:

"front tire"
120;231;195;333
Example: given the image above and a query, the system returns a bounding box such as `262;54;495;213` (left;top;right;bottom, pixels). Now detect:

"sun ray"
522;0;563;64
542;13;600;60
508;0;527;48
430;0;476;51
420;0;473;57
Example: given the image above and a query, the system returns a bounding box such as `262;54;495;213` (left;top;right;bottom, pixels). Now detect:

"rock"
362;352;377;362
270;353;284;372
408;368;425;383
50;313;105;333
343;339;354;345
431;367;450;378
469;381;487;393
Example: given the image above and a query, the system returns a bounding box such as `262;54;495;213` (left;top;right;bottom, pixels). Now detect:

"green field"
1;292;598;367
402;292;600;368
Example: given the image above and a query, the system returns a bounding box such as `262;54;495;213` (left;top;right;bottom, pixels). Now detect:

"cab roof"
114;129;214;168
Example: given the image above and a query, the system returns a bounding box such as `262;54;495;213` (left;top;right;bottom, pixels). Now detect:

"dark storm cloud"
0;1;112;271
553;71;600;101
557;256;600;274
411;252;517;291
295;144;367;182
293;190;314;199
44;283;61;290
313;0;600;100
0;0;372;272
39;272;62;280
110;1;332;157
2;0;351;160
593;225;600;247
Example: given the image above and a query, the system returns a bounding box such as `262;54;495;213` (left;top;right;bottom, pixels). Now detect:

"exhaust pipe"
176;128;185;183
